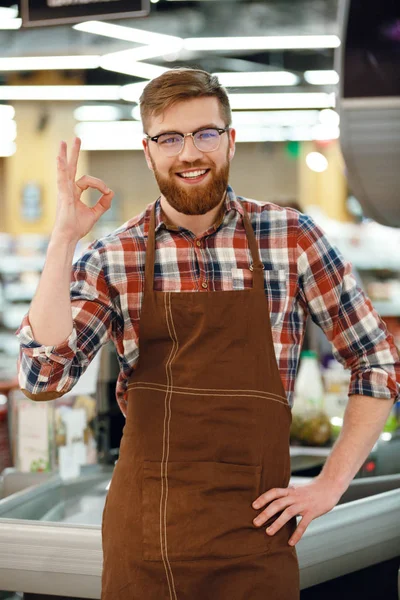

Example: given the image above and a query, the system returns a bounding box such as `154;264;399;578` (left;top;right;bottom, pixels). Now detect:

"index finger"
68;137;81;180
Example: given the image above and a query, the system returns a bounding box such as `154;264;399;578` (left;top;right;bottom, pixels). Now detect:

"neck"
160;193;226;237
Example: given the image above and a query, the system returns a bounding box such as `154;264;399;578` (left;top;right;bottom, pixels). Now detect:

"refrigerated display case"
0;459;399;599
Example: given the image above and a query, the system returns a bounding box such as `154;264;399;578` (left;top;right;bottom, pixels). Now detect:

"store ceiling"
0;0;340;93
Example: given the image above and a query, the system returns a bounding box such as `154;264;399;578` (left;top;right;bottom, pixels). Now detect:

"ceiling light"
120;81;151;102
74;105;122;121
228;93;335;110
100;43;183;66
232;110;320;127
73;20;183;47
75;121;144;150
0;18;21;30
0;141;16;157
131;105;142;120
0;7;19;18
184;35;341;51
0;86;121;101
311;124;340;140
318;109;340;127
0;105;15;119
1;120;17;142
0;56;101;71
306;152;328;172
100;57;168;79
304;70;339;85
213;71;300;87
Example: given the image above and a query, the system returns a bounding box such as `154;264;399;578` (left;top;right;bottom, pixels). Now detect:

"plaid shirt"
16;185;400;415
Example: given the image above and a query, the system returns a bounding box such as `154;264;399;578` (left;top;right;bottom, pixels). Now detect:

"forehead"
148;96;225;134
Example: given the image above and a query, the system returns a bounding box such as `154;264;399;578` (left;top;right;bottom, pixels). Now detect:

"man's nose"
178;135;204;162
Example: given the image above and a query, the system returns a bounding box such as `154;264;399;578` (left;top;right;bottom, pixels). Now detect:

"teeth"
180;169;207;178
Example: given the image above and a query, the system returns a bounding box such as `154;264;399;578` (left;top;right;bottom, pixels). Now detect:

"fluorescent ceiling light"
73;20;183;47
120;81;150;102
304;70;339;85
75;120;144;150
184;35;341;51
100;43;183;66
318;109;340;127
213;71;300;87
0;86;121;101
232;110;320;127
0;141;16;157
74;105;122;121
229;92;335;110
0;56;101;71
0;7;19;18
0;18;21;30
0;105;15;119
131;105;141;120
1;120;17;141
101;56;168;79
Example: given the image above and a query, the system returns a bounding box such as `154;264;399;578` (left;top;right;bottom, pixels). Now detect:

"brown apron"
101;200;300;599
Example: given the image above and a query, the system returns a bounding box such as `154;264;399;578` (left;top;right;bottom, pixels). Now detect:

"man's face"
143;97;236;216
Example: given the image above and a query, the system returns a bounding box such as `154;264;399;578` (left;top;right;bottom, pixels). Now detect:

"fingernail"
105;188;111;193
289;540;295;546
252;502;259;509
266;527;273;534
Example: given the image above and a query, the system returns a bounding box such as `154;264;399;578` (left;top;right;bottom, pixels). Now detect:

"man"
16;68;400;599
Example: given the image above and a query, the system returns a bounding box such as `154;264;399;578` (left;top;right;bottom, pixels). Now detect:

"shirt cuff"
349;368;400;403
15;312;77;365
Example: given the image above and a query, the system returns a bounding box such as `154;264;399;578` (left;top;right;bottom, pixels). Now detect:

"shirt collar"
143;185;244;238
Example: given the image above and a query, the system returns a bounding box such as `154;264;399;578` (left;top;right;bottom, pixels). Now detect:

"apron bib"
101;200;300;599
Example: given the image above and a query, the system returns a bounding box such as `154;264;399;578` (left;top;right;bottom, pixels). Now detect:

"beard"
150;151;230;216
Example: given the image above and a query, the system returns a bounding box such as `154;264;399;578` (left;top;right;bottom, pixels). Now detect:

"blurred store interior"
0;0;399;598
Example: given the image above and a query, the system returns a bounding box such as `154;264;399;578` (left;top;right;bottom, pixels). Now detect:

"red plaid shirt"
16;185;400;415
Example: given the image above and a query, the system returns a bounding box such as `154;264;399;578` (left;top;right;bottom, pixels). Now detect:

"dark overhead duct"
336;0;400;227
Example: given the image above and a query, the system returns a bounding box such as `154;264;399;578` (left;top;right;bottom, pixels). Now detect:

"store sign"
21;0;150;28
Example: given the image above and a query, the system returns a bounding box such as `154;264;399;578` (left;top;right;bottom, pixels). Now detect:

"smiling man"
16;67;400;600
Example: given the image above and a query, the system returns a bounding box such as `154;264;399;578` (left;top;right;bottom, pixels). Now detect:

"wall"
87;141;298;225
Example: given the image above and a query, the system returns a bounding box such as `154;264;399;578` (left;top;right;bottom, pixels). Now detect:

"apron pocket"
141;460;272;561
231;268;289;327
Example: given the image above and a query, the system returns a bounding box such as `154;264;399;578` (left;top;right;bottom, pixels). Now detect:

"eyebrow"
150;123;223;137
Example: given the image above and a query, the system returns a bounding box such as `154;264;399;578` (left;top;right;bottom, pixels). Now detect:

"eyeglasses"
145;126;230;157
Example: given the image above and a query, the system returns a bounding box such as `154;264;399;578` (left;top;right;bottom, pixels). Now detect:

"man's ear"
228;127;236;161
142;138;154;171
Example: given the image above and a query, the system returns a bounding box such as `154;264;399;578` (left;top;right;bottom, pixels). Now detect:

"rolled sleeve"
15;241;119;401
297;214;400;403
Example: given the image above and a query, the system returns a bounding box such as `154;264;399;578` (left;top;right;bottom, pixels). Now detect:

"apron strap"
241;206;265;291
144;202;157;295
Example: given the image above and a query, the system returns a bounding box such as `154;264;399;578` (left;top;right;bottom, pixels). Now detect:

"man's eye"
160;136;181;145
197;130;218;141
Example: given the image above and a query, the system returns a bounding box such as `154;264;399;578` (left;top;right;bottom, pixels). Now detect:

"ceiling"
0;0;340;91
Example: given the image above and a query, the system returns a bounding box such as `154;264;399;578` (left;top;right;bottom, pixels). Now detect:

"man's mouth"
176;168;210;182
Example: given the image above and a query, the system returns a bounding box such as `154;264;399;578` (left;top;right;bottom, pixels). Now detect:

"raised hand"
54;136;114;242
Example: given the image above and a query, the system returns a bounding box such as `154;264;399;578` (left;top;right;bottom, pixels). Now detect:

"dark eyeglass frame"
145;126;230;153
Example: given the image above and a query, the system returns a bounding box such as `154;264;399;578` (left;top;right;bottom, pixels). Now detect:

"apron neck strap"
241;206;265;290
144;199;264;293
144;201;157;295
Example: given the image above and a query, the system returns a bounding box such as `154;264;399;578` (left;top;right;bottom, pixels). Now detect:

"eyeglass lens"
157;129;221;156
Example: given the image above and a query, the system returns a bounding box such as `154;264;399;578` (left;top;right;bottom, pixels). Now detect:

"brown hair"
139;67;232;132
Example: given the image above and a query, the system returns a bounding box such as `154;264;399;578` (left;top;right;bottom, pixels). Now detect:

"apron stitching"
127;382;289;407
127;381;285;401
162;291;179;600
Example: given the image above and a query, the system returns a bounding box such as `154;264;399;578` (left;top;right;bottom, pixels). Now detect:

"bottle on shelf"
291;350;332;446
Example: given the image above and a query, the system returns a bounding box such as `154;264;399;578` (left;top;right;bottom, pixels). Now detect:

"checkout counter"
0;442;399;599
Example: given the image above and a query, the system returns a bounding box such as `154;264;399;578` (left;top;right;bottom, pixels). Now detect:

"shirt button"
196;240;201;247
201;282;208;289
